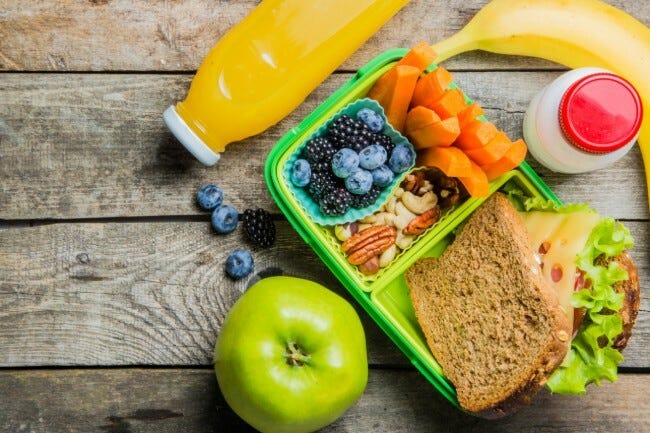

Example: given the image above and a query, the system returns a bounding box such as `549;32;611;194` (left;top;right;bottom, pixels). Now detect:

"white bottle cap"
163;106;220;166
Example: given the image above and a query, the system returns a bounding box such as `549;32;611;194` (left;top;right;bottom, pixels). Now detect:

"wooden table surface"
1;1;648;432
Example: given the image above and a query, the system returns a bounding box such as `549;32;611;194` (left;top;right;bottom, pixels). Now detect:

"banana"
433;0;650;209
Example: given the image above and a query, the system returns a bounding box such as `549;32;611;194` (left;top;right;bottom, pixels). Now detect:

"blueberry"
359;144;387;170
356;108;385;132
225;249;254;279
331;148;359;178
345;169;374;195
291;159;311;187
196;184;224;211
211;205;239;234
388;144;415;173
371;165;395;188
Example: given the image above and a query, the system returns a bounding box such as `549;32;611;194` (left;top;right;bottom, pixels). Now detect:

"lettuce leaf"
522;197;633;393
534;206;634;395
545;323;624;394
523;197;593;214
500;183;528;211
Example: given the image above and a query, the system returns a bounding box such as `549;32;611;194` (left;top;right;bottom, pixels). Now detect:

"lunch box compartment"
265;49;560;407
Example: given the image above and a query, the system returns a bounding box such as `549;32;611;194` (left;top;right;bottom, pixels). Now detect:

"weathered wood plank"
0;0;647;72
0;221;647;367
1;72;647;220
0;368;648;433
0;221;402;366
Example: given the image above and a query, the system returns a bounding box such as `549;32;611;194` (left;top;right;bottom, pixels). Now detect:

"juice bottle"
163;0;410;165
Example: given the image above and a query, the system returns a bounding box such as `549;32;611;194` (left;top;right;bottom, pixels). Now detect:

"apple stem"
284;341;311;367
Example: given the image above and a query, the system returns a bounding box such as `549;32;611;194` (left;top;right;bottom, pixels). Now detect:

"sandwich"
405;192;639;419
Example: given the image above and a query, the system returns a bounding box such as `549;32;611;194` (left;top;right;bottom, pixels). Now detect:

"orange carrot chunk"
405;106;441;132
464;131;513;165
427;88;467;119
411;67;454;108
407;117;460;149
368;65;420;132
480;139;528;181
416;145;472;177
458;160;490;197
455;120;498;150
457;103;485;128
396;41;437;73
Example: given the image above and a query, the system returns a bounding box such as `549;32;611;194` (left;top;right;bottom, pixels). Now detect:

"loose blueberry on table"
212;205;239;234
225;249;254;279
197;183;224;211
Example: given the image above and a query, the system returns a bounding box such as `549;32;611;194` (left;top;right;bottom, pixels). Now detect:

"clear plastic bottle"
523;68;642;173
163;0;410;166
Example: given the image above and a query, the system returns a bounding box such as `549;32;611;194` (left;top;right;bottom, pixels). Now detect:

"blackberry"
374;133;395;155
308;170;338;201
327;114;356;148
242;208;276;248
319;187;352;216
310;160;330;173
351;185;382;209
347;128;374;152
327;114;373;151
302;136;336;164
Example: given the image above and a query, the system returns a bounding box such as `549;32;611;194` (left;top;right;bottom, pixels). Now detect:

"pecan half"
342;225;396;265
341;225;392;252
403;207;441;235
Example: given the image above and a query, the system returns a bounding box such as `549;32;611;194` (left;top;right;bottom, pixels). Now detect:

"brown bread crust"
406;193;571;419
594;251;640;351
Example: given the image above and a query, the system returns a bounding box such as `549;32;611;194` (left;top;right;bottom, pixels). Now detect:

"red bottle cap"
559;73;642;154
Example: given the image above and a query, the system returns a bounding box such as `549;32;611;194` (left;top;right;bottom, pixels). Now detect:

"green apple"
214;276;368;433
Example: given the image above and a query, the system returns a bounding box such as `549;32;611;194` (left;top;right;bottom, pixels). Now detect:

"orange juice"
163;0;410;165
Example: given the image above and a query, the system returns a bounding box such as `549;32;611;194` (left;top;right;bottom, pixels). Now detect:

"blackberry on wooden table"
242;208;276;248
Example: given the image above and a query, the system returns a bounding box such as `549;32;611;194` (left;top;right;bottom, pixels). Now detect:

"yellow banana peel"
433;0;650;210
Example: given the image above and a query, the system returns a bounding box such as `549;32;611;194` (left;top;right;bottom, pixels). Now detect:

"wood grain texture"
1;72;647;220
0;368;648;433
0;220;402;366
0;0;647;72
0;220;647;367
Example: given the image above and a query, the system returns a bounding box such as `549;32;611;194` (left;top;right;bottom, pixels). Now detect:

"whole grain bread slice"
406;193;571;419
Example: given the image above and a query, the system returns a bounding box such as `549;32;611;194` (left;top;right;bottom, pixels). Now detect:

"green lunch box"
264;49;561;407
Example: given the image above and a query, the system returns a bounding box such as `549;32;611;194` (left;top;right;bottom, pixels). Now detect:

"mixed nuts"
335;168;461;275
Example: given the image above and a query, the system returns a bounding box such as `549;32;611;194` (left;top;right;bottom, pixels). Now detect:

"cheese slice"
520;210;601;332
